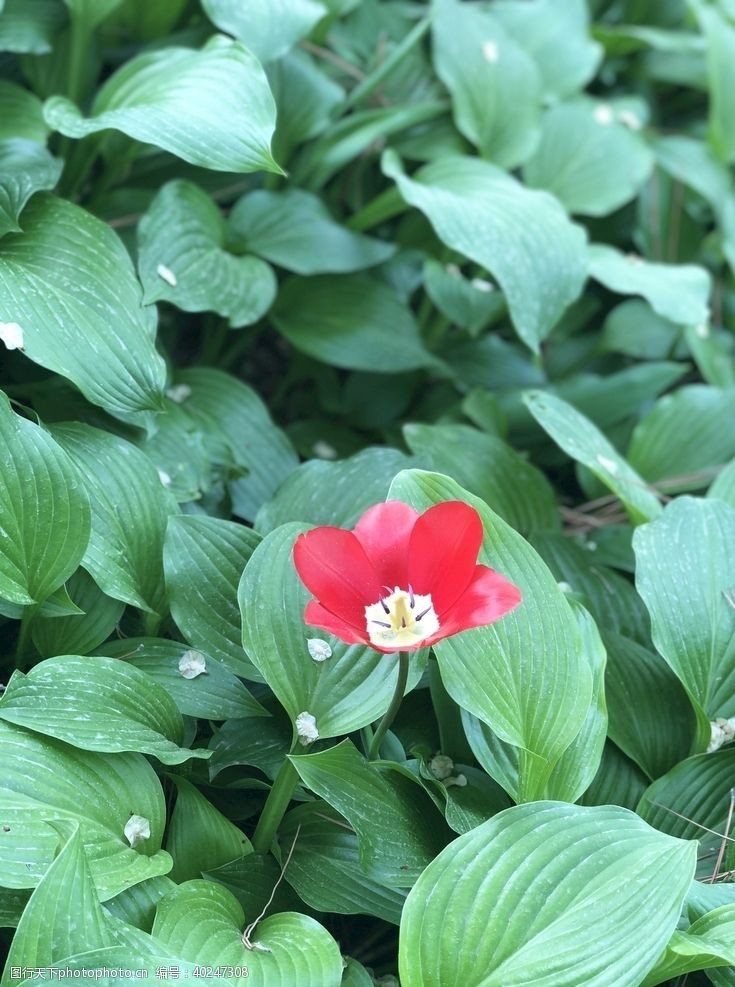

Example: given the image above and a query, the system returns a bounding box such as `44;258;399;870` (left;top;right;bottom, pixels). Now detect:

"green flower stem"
368;650;410;761
15;605;38;669
251;756;300;854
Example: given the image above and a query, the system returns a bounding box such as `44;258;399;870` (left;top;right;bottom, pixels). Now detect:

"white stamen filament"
365;586;439;648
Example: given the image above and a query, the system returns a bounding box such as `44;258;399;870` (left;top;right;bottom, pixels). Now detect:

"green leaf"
0;719;170;897
103;875;176;933
0;889;29;929
207;712;292;781
633;497;735;730
255;447;412;534
164;515;262;679
588;244;711;327
202;0;325;62
389;470;592;802
165;777;250;883
137;180;276;328
603;631;696;779
523;99;653;216
601;299;681;360
266;50;344;162
227;188;394;275
175;368;298;522
63;0;122;30
0;655;210;764
423;259;504;336
642;904;735;986
403;423;560;535
383;151;587;352
0;195;166;423
431;0;541;168
281;802;407;924
51;423;178;615
398;802;696;987
238;522;427;737
0;392;90;605
99;638;267;721
523;390;663;524
628;386;735;492
710;459;735;507
31;569;125;659
693;2;735;163
0;139;61;237
0;81;47;141
44;35;281;174
271;273;437;373
579;740;649;811
654;135;731;210
152;880;344;986
290;740;450;886
0;0;65;54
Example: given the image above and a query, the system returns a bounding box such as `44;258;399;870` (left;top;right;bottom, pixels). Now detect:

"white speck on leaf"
617;109;642;130
296;711;319;746
312;440;337;460
0;322;24;351
557;581;573;594
157;263;177;287
307;638;332;662
482;40;499;62
597;455;619;474
124;814;151;847
166;383;192;403
695;322;710;338
594;104;614;125
471;277;494;293
178;649;207;679
158;469;172;487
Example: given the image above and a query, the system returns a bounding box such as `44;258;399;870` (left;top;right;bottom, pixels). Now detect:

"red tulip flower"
292;500;522;653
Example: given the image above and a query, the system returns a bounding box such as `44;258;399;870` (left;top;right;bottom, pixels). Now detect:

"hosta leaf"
138;180;276;328
0;0;65;54
0;139;61;237
290;740;450;886
163;514;262;679
0;195;166;423
588;244;711;327
266;50;344;162
238;522;427;737
44;35;281;174
99;638;266;721
227;188;393;275
51;423;178;615
523;99;653;216
0;655;210;764
63;0;122;30
524;390;662;524
423;259;504;336
398;802;696;987
0;81;47;141
633;497;735;730
694;1;735;164
432;0;541;168
103;875;176;933
0;719;170;897
710;459;735;507
654;135;731;210
579;741;649;811
31;569;125;658
207;712;292;781
389;470;592;802
202;0;325;63
152;880;343;986
271;273;437;373
642;904;735;986
0;392;90;605
383;151;587;352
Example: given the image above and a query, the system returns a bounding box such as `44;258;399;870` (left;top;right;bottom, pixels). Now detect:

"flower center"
364;586;440;648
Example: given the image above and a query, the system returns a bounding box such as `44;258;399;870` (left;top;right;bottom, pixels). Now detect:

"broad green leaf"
31;569;125;658
601;299;681;359
423;259;504;336
152;880;343;986
0;139;61;237
523;99;653;216
103;875;175;933
0;655;209;764
281;802;407;924
271;274;437;373
51;423;178;615
342;958;374;987
493;0;601;99
290;740;450;886
403;423;560;534
238;522;427;737
0;719;170;897
0;195;166;423
0;81;47;141
524;390;663;524
432;0;541;168
390;470;592;802
165;777;250;883
63;0;122;30
44;35;281;174
227;188;394;275
654;135;731;210
0;889;29;928
0;392;90;605
642;905;735;986
604;631;696;779
205;853;302;920
588;244;711;327
99;638;267;721
266;50;344;162
207;712;292;780
255;447;412;534
579;740;649;811
628;386;735;492
3;822;114;985
138;180;276;328
164;515;262;679
398;802;696;987
710;459;735;507
0;0;65;54
694;2;735;163
633;497;735;730
684;323;735;389
175;368;298;522
202;0;325;62
383;151;587;352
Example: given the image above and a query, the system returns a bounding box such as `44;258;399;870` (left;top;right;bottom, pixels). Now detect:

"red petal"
422;565;522;645
303;600;368;646
408;501;484;614
352;500;419;589
293;527;381;628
